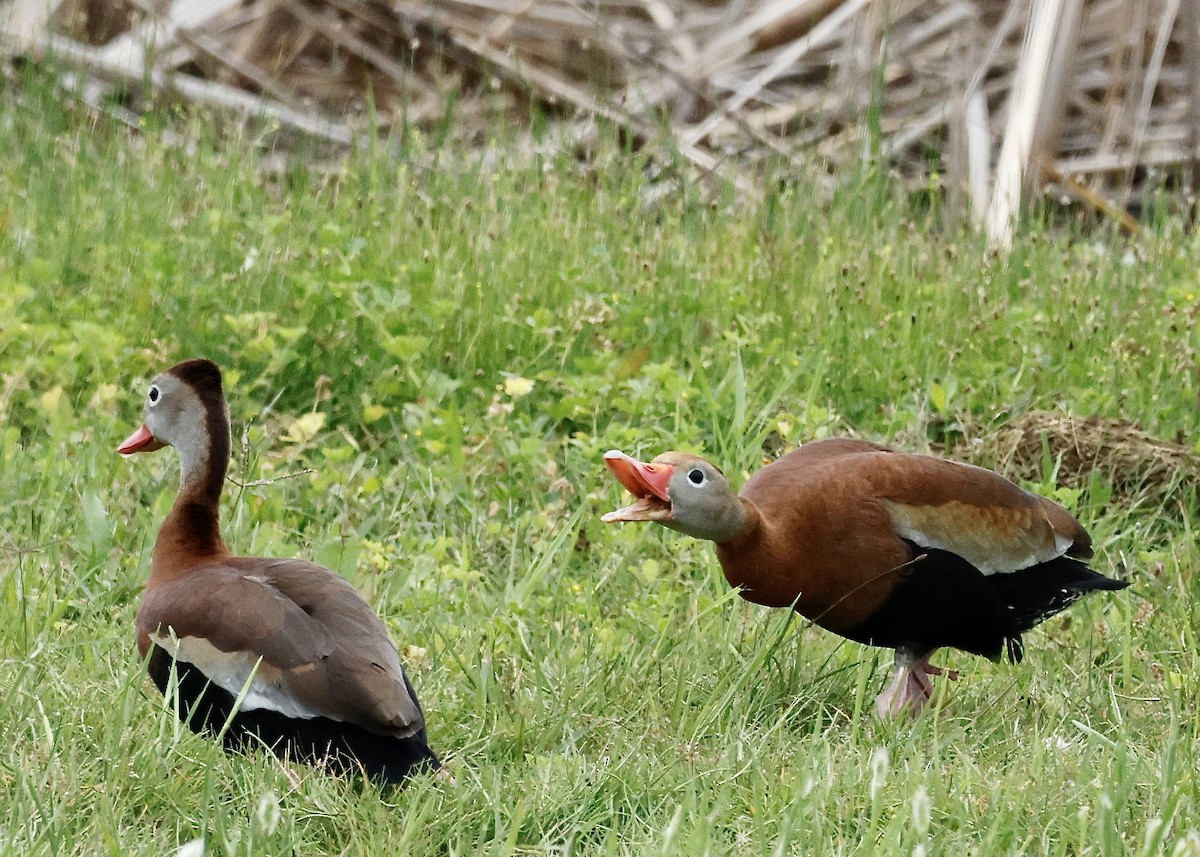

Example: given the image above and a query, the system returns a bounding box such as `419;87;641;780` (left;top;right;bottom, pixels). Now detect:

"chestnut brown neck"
150;392;231;580
713;499;811;608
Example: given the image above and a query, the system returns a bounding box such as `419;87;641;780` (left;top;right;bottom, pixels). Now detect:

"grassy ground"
1;72;1198;855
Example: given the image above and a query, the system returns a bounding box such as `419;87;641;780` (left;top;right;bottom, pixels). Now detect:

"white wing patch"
881;499;1068;575
152;630;332;721
1051;528;1075;555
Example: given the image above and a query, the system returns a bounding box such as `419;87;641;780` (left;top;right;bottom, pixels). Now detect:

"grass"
2;70;1199;855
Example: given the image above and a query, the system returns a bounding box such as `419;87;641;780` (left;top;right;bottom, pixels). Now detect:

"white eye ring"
148;385;161;406
688;468;705;485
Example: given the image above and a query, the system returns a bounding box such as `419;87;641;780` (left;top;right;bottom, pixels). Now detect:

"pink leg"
875;650;955;718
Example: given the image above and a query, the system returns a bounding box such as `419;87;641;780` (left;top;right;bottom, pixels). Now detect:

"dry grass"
2;0;1197;233
955;410;1199;503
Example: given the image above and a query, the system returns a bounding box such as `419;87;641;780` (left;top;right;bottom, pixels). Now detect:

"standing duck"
601;439;1129;716
119;358;439;784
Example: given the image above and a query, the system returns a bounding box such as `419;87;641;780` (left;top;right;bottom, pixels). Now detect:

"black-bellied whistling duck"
601;439;1129;717
119;358;439;784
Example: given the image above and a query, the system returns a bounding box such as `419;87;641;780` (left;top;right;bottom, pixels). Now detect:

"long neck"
714;499;807;608
716;498;759;549
151;405;230;576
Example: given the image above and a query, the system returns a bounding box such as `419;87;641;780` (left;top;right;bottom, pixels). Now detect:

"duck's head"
601;450;746;543
118;359;225;457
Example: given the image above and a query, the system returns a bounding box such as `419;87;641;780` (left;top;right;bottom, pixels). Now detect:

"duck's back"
138;556;436;783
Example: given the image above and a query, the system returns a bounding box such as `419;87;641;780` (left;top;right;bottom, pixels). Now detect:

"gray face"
142;373;207;456
661;459;747;544
142;374;176;443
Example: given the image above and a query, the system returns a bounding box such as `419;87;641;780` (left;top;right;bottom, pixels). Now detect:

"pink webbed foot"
875;650;958;718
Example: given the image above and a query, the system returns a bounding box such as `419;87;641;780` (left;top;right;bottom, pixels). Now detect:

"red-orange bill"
118;424;165;455
601;450;673;523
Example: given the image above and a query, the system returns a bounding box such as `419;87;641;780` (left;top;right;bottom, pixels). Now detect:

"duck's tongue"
600;450;674;523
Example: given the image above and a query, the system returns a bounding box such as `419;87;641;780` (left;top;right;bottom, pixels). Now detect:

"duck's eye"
148;385;161;406
688;468;705;485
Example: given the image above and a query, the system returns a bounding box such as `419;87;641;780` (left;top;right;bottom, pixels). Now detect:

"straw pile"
954;411;1199;504
1;0;1196;239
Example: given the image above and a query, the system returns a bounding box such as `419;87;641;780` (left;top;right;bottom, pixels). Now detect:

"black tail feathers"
148;646;440;788
996;558;1130;663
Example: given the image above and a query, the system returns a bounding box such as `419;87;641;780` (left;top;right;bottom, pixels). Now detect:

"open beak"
118;424;165;455
601;450;674;523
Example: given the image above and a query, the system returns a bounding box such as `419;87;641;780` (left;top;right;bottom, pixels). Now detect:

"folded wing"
137;558;424;739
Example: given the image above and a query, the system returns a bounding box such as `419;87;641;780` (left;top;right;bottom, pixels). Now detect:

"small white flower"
176;838;205;857
255;791;281;836
911;785;931;835
1169;830;1200;857
869;747;889;801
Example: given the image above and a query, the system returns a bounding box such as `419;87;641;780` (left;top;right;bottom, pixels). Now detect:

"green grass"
2;71;1199;856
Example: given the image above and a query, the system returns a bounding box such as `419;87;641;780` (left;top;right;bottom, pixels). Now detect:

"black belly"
146;646;438;786
842;542;1129;662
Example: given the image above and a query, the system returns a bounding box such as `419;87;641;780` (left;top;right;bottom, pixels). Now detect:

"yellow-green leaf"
383;334;430;363
41;385;64;414
929;381;948;413
504;376;535;398
283;412;326;443
362;404;389;424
